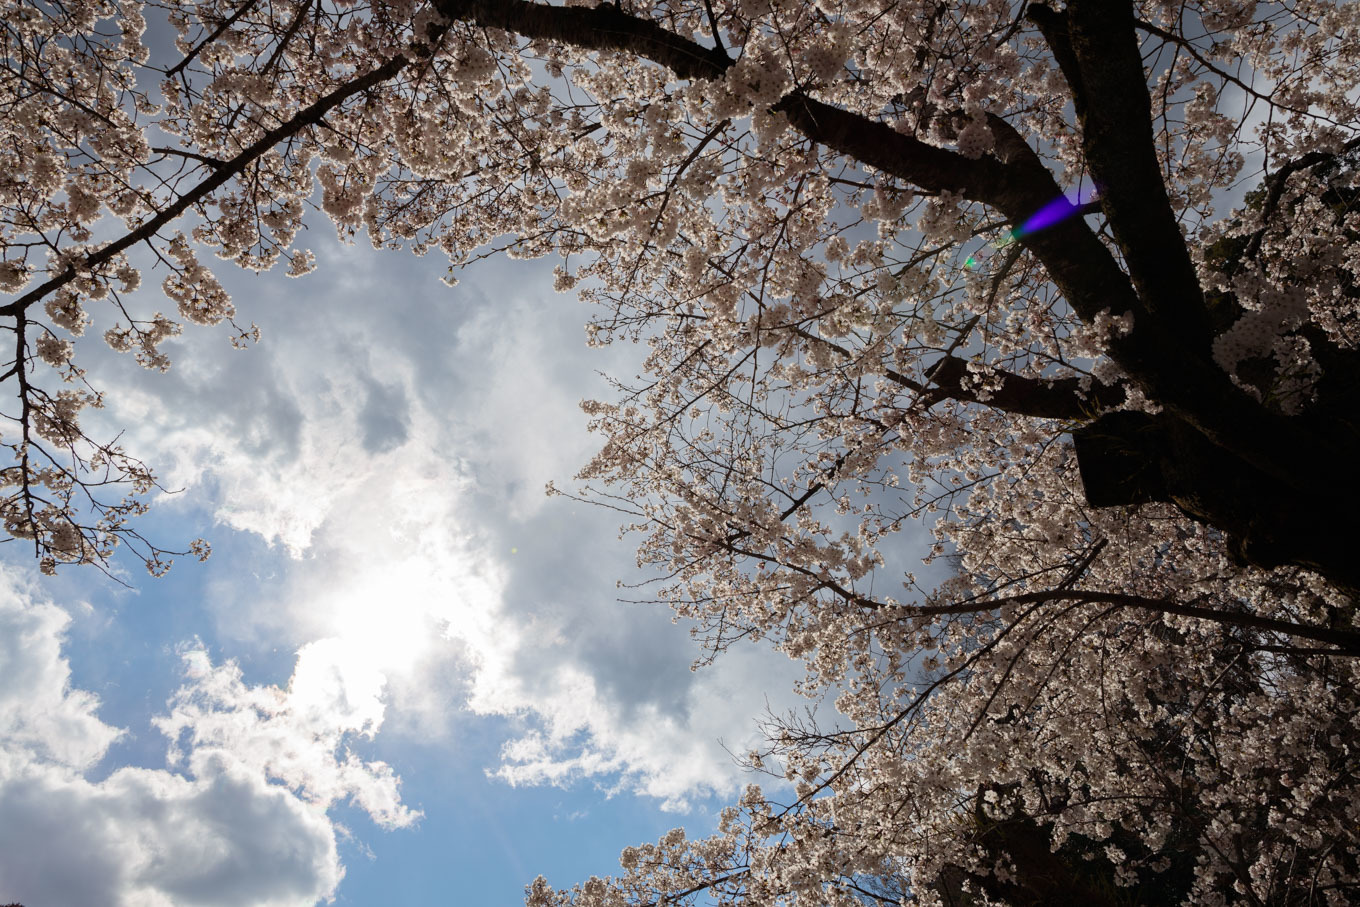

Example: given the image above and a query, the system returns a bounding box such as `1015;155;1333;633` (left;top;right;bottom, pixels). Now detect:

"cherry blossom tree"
4;0;1360;901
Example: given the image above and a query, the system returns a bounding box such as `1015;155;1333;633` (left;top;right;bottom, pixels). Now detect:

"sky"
0;4;1317;905
0;222;812;907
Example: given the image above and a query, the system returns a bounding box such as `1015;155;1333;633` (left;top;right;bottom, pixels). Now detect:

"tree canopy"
3;0;1359;902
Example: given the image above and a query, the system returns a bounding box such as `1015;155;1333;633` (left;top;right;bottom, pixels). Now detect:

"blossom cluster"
2;0;1359;901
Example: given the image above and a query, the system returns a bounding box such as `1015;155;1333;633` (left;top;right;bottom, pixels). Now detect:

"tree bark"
433;0;1360;594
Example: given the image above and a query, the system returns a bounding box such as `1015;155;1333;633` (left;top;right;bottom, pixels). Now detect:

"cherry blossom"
2;0;1358;901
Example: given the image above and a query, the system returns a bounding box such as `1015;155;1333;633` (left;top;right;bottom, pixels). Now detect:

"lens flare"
964;186;1099;269
1014;184;1100;240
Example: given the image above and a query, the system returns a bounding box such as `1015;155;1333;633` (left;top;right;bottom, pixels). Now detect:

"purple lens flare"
964;185;1099;269
1016;195;1078;236
1014;183;1101;240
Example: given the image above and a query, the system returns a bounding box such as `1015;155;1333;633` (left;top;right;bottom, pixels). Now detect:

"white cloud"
0;578;119;769
0;573;415;907
159;376;796;809
480;651;788;809
85;234;802;814
158;638;419;830
160;379;798;811
0;754;343;907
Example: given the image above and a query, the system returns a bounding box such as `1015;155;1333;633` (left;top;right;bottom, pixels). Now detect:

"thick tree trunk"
434;0;1360;596
1074;409;1360;597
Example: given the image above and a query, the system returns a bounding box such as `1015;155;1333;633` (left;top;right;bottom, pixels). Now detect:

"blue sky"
0;222;809;906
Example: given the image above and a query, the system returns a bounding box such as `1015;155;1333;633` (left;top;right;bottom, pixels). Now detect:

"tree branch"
1027;1;1213;348
1244;135;1360;260
164;0;262;78
1;37;442;319
912;589;1360;655
922;354;1124;420
435;0;732;79
788;325;1124;420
